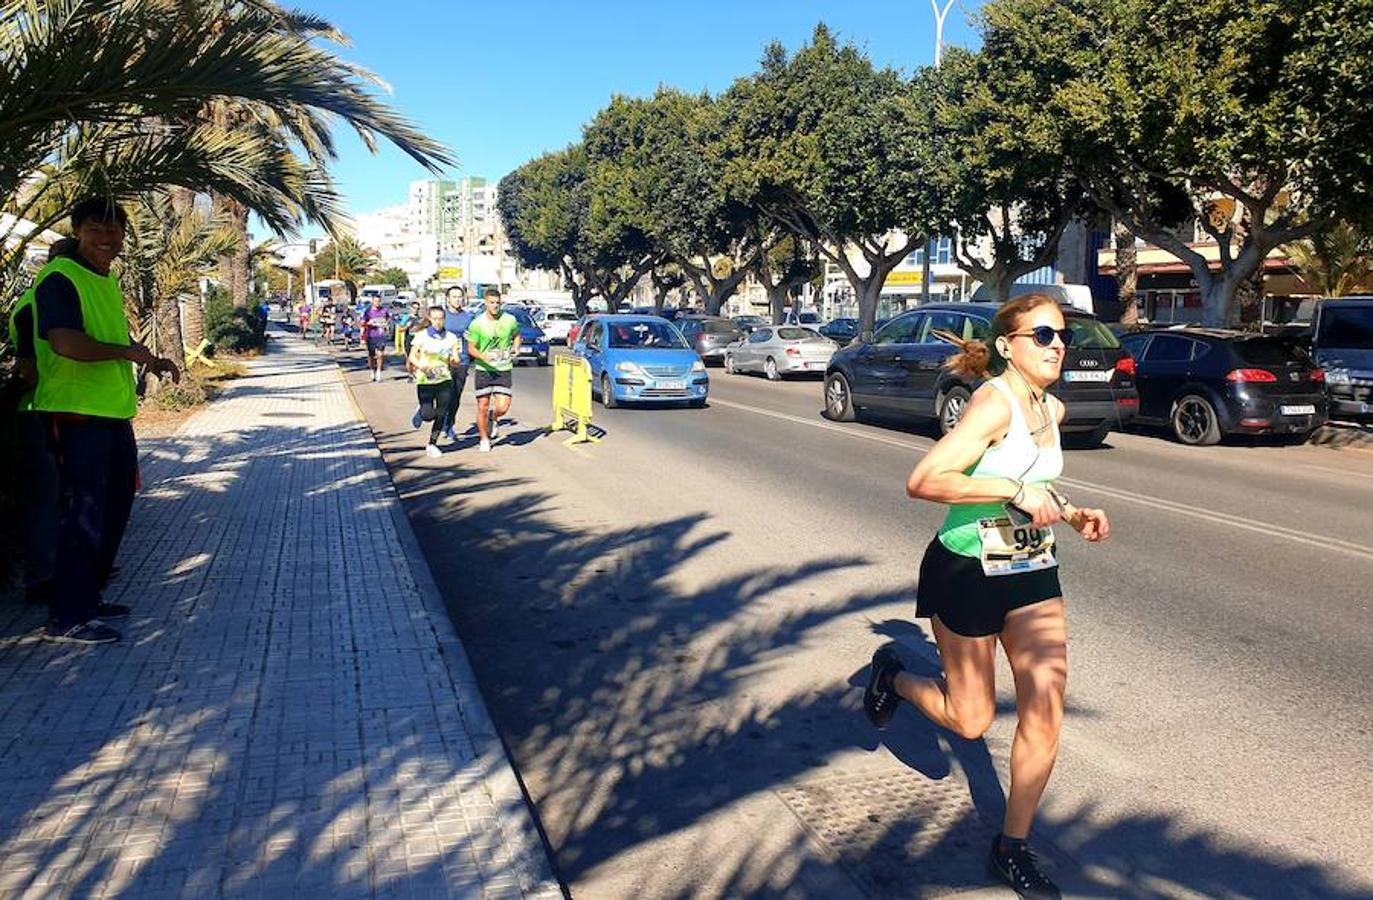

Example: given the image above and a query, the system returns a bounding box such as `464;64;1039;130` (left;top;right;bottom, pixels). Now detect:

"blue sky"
319;0;983;218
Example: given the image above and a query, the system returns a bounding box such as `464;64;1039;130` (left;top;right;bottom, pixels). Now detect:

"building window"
906;237;952;267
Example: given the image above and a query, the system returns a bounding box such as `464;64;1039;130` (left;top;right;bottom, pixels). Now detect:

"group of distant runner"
294;285;520;458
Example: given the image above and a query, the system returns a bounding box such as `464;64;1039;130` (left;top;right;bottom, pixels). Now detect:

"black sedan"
1118;329;1327;445
819;318;859;346
823;303;1139;447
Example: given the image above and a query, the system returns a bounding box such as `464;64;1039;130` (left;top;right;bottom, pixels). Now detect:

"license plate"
656;380;685;390
1062;370;1111;382
1280;404;1315;415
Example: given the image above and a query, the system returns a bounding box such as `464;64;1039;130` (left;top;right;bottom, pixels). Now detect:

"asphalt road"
339;341;1373;900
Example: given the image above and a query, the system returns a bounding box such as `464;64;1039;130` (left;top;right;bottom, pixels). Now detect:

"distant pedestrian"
33;197;181;644
861;293;1110;899
406;305;462;458
440;286;474;441
401;301;424;371
319;301;336;343
466;288;521;453
361;294;392;381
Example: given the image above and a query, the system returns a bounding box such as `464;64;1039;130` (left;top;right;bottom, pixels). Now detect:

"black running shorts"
915;536;1062;637
473;369;513;398
366;334;388;354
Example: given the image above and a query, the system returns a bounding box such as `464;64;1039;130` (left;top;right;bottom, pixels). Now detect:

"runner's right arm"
905;385;1061;527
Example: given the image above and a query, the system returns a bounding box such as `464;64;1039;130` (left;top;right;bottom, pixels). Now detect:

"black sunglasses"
1007;325;1074;348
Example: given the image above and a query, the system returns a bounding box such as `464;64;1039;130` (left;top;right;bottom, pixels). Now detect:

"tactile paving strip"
776;772;1003;898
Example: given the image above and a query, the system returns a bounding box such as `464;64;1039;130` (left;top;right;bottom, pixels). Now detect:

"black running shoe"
987;836;1061;899
43;621;121;645
863;644;904;730
94;602;131;620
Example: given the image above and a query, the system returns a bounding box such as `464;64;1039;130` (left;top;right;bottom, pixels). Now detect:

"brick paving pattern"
0;333;561;899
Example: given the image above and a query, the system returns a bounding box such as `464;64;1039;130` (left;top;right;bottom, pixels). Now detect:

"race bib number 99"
977;515;1057;577
486;349;510;365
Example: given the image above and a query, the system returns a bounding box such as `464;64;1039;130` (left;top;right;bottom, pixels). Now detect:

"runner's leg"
429;382;453;446
475;394;491;441
890;615;998;739
443;364;468;434
998;598;1068;840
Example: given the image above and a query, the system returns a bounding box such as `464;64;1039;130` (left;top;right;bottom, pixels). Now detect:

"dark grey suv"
676;316;743;366
822;302;1139;447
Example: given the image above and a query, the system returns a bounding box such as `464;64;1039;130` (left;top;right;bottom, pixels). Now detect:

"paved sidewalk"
0;331;562;898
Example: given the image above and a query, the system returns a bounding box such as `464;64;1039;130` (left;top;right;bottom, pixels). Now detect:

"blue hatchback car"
572;315;709;407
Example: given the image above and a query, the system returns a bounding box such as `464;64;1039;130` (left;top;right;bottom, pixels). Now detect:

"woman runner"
862;293;1110;900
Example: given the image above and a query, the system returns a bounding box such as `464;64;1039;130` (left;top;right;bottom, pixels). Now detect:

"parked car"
676;316;744;365
1309;296;1373;420
783;308;826;330
572;315;709;407
819;318;859;346
540;309;578;345
724;326;839;380
1117;329;1328;444
732;315;769;335
505;306;550;366
823;302;1139;447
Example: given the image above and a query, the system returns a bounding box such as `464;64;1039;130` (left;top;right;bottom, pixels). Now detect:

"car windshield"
778;327;821;340
701;319;739;335
1233;338;1308;365
1318;306;1373;349
607;321;689;349
544;311;576;321
736;316;766;325
798;312;822;323
1065;317;1120;350
506;308;535;326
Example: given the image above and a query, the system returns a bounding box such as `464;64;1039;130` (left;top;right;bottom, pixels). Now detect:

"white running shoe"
425;444;442;458
479;438;491;453
489;415;500;441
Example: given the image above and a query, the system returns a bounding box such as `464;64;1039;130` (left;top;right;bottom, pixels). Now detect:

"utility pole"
923;0;957;306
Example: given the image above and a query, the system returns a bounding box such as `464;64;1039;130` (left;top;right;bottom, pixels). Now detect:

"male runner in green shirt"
465;287;521;453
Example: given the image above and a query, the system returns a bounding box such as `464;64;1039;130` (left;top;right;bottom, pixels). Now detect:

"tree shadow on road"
379;444;1371;899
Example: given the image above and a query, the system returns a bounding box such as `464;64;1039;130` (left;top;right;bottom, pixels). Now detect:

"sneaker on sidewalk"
987;836;1061;899
43;621;121;645
411;406;423;429
863;644;904;730
93;602;131;620
425;444;442;459
479;438;491;453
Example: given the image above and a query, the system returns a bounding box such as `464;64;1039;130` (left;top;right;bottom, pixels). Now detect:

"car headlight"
615;361;642;374
1325;370;1351;385
691;360;706;372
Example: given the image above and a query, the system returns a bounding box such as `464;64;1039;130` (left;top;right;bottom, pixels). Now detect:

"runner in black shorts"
861;293;1111;899
440;286;475;441
465;288;521;453
360;294;392;382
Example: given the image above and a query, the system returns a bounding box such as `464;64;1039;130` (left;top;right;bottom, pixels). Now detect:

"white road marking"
708;396;1373;562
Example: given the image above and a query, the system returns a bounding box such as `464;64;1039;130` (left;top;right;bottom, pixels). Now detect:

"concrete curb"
1308;420;1373;452
336;358;566;900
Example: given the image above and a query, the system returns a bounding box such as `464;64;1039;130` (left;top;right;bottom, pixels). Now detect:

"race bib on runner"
486;348;511;365
977;515;1056;577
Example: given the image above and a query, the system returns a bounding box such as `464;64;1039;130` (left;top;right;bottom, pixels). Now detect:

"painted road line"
709;396;1373;563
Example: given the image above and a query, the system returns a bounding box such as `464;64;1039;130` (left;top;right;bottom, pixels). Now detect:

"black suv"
823;302;1138;447
1309;297;1373;421
1118;328;1328;445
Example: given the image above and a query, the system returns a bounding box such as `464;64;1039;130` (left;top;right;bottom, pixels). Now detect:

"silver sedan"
723;326;839;380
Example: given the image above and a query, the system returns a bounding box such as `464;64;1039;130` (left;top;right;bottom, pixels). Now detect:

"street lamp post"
923;0;957;306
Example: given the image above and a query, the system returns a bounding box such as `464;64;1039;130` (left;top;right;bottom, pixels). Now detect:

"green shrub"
203;286;266;354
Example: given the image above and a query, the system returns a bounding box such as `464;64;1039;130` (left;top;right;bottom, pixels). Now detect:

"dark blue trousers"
50;417;137;629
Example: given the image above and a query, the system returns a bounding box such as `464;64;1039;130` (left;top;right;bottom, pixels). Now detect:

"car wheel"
1171;394;1220;445
538;355;549;367
1064;422;1111;450
765;357;781;381
600;373;618;409
689;397;707;409
824;373;855;422
937;385;972;435
724;353;736;374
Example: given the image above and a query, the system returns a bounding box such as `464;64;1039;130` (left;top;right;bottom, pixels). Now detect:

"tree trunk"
767;284;790;325
155;292;187;372
213;192;251;308
182;293;205;347
1114;220;1139;325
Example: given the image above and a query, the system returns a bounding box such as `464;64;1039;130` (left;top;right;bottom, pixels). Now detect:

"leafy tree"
718;26;940;336
995;0;1373;325
376;267;409;290
922;43;1085;301
499;147;595;315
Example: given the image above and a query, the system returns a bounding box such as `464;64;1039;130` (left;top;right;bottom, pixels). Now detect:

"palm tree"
315;235;377;304
1285;221;1373;298
1;0;454;292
